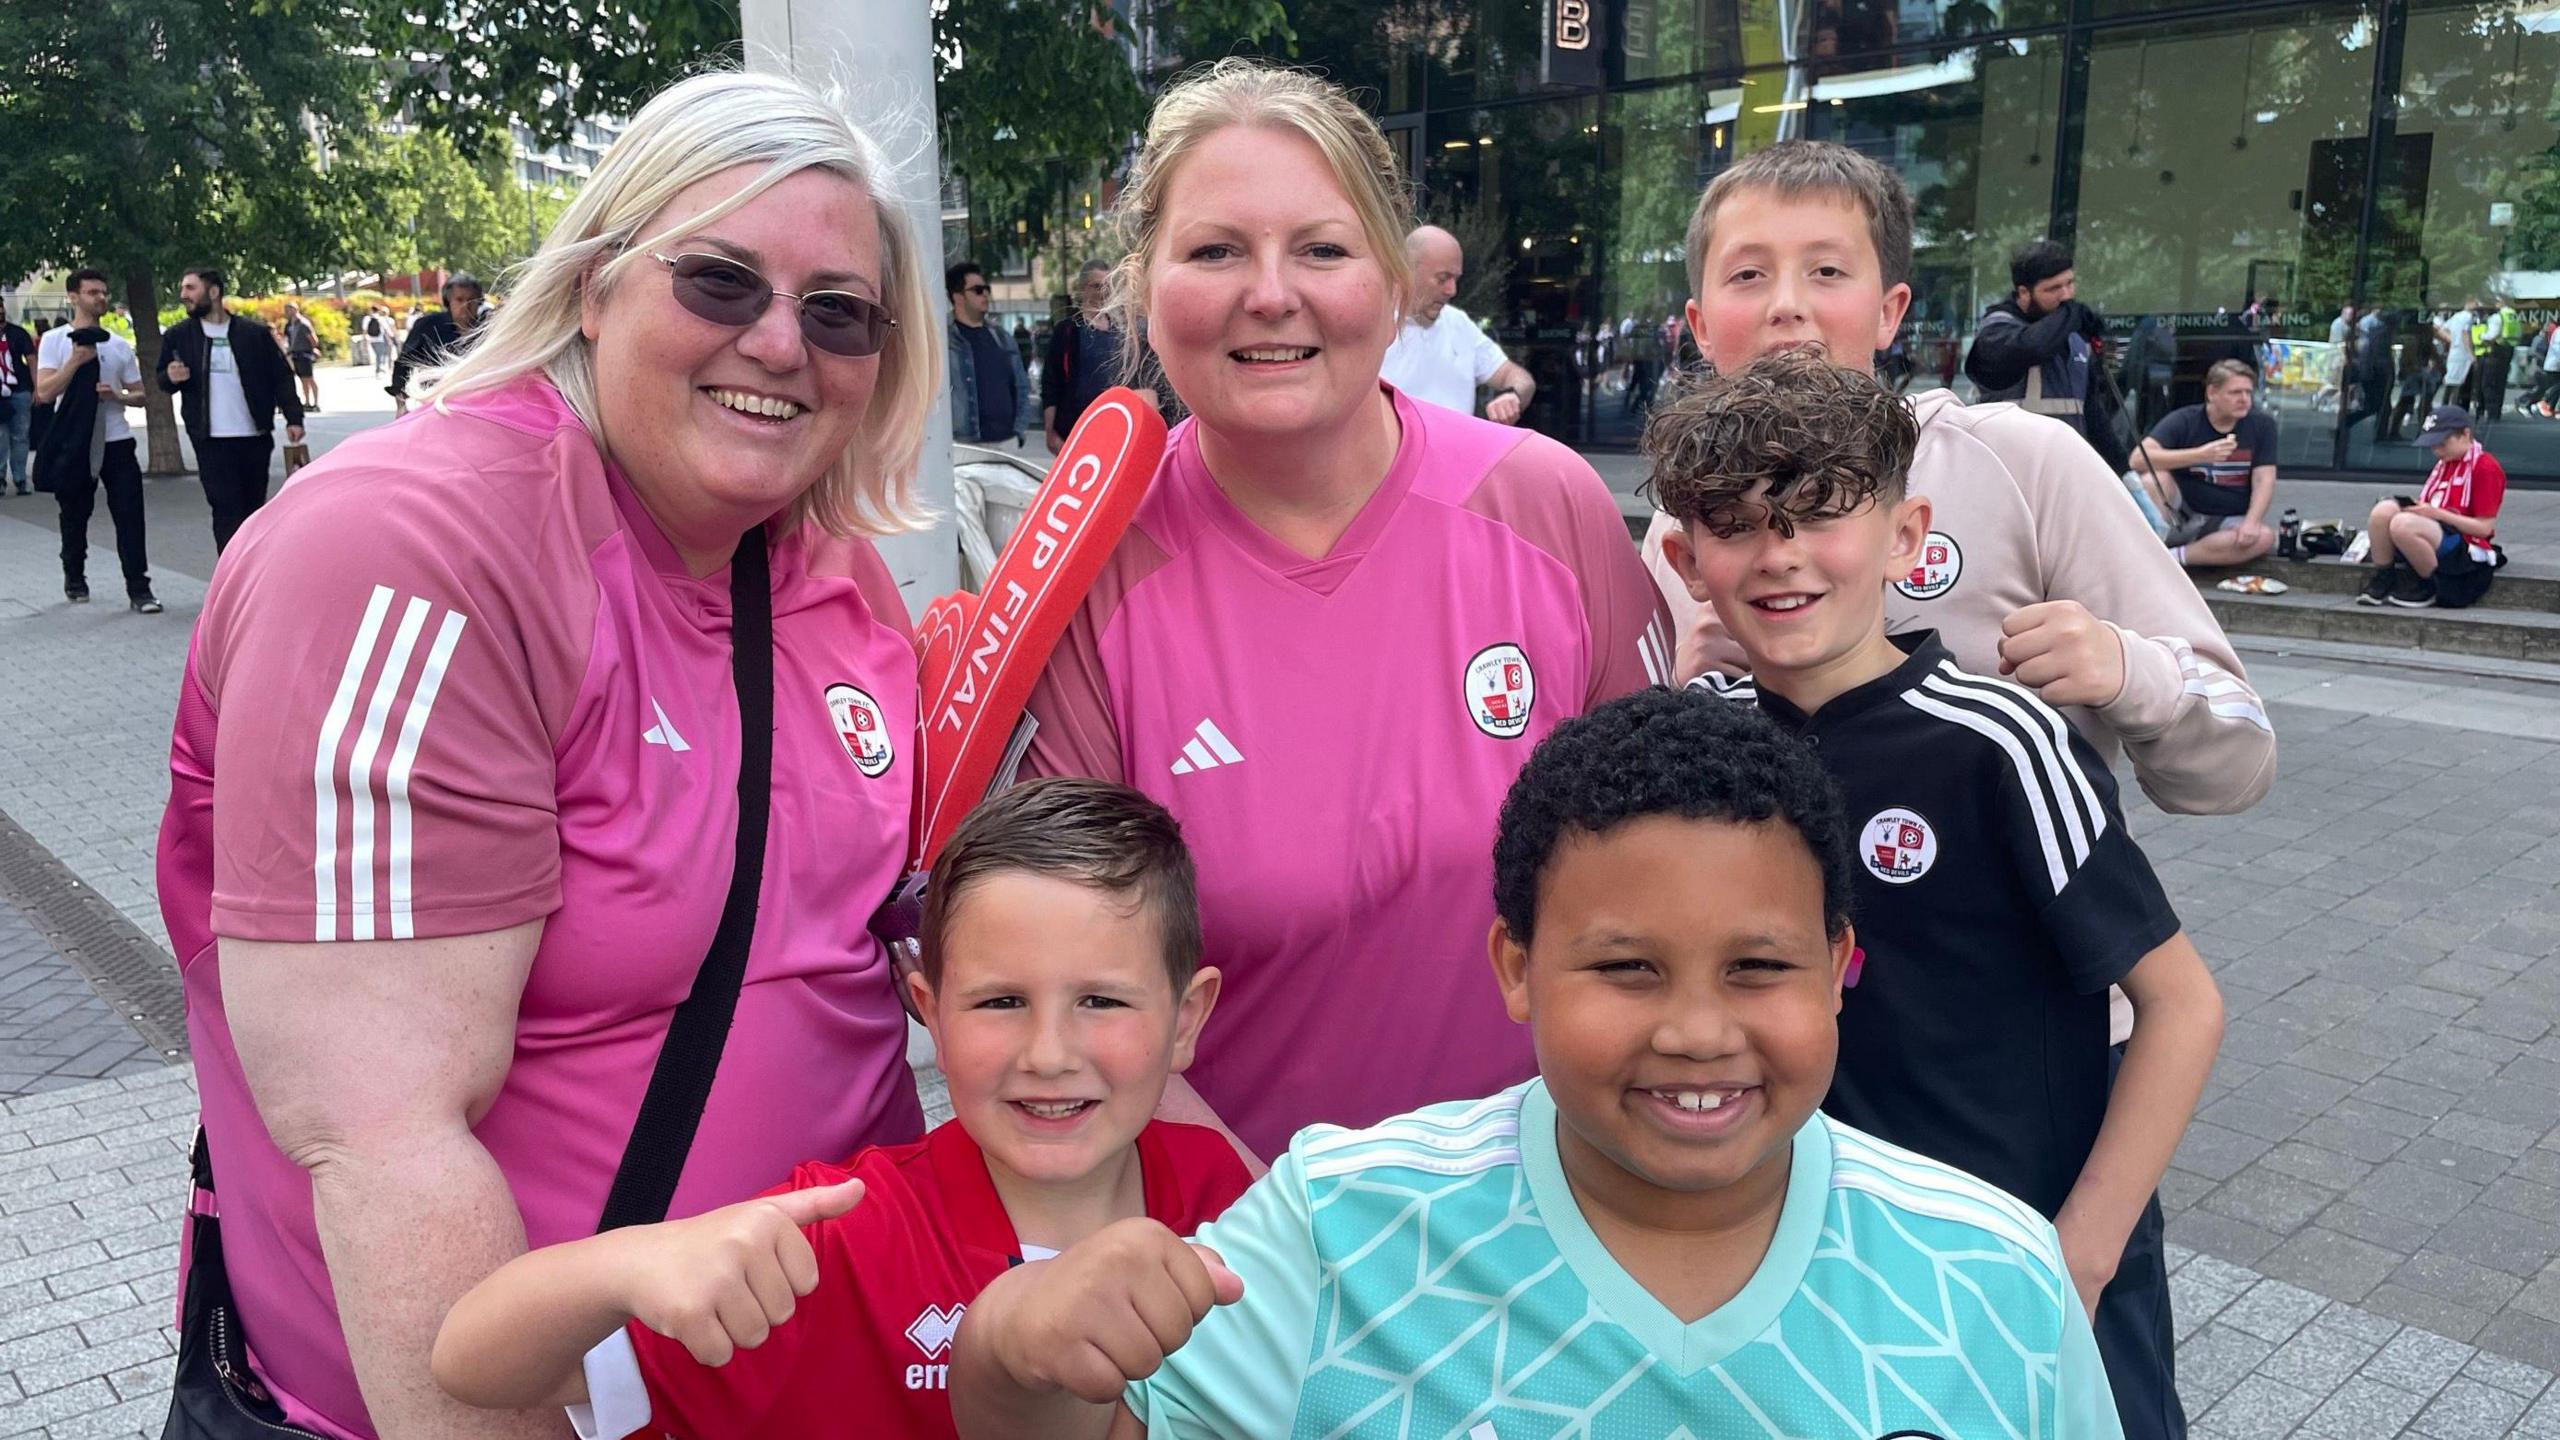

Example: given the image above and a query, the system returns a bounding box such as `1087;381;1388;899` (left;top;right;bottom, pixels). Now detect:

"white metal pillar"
742;0;958;615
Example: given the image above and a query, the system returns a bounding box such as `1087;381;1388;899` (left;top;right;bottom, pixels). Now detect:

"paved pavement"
0;376;2556;1436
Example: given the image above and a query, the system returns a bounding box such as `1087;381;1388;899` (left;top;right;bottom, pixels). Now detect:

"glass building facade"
1181;0;2560;482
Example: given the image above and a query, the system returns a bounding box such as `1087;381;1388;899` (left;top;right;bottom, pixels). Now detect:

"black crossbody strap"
597;528;774;1232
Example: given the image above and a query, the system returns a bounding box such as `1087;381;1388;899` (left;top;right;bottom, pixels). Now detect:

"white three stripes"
312;585;469;941
1171;718;1245;776
1901;663;2105;897
1636;614;1672;688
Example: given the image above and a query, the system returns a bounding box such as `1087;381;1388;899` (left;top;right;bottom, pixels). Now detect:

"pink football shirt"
156;376;924;1439
1025;386;1671;1157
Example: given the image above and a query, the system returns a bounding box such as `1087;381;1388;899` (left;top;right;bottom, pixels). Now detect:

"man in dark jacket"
1965;239;2130;475
157;266;306;550
2;312;33;494
388;273;486;414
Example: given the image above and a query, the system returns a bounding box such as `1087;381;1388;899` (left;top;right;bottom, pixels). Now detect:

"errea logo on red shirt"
904;1302;964;1390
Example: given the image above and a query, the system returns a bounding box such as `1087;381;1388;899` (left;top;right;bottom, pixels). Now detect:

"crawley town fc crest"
824;683;895;778
1894;531;1963;602
1861;807;1937;885
1465;643;1537;738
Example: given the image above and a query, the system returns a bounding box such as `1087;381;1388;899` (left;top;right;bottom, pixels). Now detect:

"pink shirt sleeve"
1463;432;1674;704
201;476;583;943
1023;528;1177;786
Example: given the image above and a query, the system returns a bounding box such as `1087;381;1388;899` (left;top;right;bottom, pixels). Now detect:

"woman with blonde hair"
156;69;938;1439
1025;58;1672;1158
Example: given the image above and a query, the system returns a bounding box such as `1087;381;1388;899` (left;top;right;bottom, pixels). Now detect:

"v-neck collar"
924;1118;1171;1264
1518;1080;1832;1377
1176;385;1420;597
1754;629;1949;734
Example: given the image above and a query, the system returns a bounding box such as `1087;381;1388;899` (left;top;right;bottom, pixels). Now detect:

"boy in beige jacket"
1638;142;2275;819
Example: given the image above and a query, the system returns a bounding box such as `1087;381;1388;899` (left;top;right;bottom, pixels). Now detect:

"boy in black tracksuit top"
1649;350;2229;1440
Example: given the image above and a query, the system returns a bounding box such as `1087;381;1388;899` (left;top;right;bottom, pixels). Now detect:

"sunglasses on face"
650;251;897;358
962;283;992;296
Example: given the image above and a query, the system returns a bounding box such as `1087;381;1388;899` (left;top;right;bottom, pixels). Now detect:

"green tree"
329;129;576;286
0;0;372;473
356;1;1292;260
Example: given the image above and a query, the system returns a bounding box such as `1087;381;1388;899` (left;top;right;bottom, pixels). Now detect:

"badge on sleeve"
825;682;896;777
1464;643;1537;738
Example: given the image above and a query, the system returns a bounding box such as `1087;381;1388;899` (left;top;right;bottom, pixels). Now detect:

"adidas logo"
1170;718;1243;775
641;697;690;752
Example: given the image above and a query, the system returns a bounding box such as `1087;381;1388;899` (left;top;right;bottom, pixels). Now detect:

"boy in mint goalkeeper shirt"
954;691;2123;1440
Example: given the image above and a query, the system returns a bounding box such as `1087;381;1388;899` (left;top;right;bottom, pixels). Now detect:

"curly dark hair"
1643;348;1917;539
1493;688;1853;944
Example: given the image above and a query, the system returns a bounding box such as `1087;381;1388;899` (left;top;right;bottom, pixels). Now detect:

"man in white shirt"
1380;225;1536;423
33;267;156;611
157;265;306;550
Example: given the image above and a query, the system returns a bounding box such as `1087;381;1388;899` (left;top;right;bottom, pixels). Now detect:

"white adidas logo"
1169;718;1243;775
642;697;689;752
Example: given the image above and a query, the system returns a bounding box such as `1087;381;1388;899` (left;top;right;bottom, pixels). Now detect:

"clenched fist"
966;1217;1243;1404
1997;601;2127;710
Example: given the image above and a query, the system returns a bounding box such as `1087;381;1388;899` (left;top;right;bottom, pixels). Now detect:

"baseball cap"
2410;405;2474;445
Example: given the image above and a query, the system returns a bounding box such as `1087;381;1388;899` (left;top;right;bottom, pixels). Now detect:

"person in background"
156;265;306;550
388;273;487;415
282;302;321;411
946;259;1032;446
1379;224;1535;424
32;267;157;611
2134;359;2278;570
2359;405;2505;609
2437;299;2478;409
1044;259;1135;451
1965;239;2130;475
1;307;33;494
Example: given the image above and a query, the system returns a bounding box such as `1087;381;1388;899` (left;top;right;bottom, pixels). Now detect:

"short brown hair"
2204;358;2257;390
1644;348;1918;536
918;778;1203;991
1684;141;1915;298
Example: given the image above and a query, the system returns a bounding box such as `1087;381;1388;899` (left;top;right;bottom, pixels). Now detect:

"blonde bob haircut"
427;69;938;538
1105;57;1414;385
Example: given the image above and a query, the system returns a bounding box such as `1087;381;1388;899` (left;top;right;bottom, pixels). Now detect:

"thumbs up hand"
616;1177;866;1366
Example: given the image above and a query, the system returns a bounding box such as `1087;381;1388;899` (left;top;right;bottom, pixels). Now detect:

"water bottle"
2279;508;2302;561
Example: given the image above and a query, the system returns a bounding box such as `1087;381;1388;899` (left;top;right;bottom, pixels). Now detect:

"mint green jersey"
1126;1081;2122;1439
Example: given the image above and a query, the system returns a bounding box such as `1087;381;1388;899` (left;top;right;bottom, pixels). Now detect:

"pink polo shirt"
1024;387;1672;1157
156;376;924;1439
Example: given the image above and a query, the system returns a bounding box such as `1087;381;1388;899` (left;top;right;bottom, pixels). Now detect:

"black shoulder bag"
165;530;775;1438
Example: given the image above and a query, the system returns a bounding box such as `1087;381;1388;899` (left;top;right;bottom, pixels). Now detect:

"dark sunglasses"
650;251;897;358
962;283;992;296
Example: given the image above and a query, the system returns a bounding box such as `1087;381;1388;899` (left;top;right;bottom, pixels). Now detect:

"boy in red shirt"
2358;404;2507;609
432;778;1245;1439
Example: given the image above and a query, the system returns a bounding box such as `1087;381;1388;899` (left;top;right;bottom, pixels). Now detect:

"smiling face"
1666;482;1929;694
582;165;884;569
1492;815;1851;1210
180;274;220;319
1144;124;1398;444
911;872;1219;1191
1685;188;1908;378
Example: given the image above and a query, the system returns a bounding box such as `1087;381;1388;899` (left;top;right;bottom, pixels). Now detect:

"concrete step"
2202;587;2560;663
2191;556;2560;612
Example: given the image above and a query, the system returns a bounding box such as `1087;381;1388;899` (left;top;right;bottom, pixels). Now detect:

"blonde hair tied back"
1104;57;1415;389
426;67;940;538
